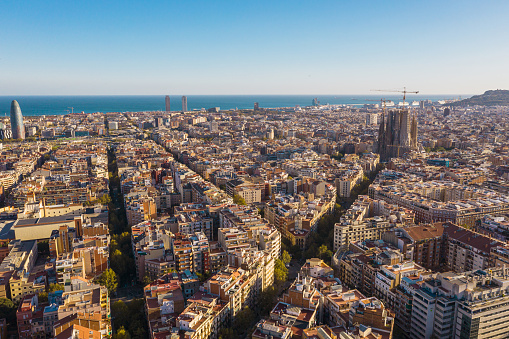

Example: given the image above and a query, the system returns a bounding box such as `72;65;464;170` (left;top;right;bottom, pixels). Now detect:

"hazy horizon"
0;93;476;97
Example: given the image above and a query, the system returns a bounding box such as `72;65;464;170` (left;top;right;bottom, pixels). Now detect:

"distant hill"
448;90;509;106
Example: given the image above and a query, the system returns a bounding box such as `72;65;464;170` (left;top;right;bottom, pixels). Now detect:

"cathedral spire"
411;114;418;149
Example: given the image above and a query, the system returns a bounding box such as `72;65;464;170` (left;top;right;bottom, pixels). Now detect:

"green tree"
196;271;211;283
142;275;152;286
110;249;127;278
274;259;288;284
218;328;237;339
110;232;136;285
125;299;147;338
234;306;255;334
233;194;247;205
37;241;50;255
259;286;278;315
113;326;131;339
281;250;292;265
109;212;120;232
38;292;48;303
95;269;118;295
131;327;146;339
0;298;17;326
48;283;64;293
318;244;333;262
111;300;129;328
111;299;147;339
318;244;328;259
98;194;112;205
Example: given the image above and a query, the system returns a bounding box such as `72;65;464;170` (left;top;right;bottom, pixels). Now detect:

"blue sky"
1;0;508;95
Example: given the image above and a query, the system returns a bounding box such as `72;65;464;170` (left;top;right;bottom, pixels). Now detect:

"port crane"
370;87;419;107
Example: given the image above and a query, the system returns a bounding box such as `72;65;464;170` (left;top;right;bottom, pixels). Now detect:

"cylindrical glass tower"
10;100;25;140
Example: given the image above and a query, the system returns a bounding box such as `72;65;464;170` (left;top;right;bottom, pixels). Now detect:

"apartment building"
370;174;509;227
175;297;229;339
324;288;365;327
203;262;273;318
0;240;38;302
333;196;411;252
218;227;250;253
17;279;111;338
131;220;171;281
126;197;157;227
334;218;394;252
145;280;186;335
173;203;214;240
373;261;425;311
385;223;444;270
226;178;264;204
258;226;281;260
443;222;504;272
348;297;394;338
10;273;46;303
335;166;364;198
410;268;509;339
55;253;86;291
300;258;334;279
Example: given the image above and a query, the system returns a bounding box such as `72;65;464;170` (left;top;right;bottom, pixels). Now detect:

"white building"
366;113;378;125
410;268;509;339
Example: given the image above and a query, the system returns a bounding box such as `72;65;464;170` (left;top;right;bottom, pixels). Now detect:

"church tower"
410;114;418;149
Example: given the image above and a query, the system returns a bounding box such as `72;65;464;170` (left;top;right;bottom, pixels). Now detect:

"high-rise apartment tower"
165;96;171;112
182;96;188;112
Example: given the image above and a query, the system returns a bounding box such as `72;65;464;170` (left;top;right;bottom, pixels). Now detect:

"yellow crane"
371;87;419;108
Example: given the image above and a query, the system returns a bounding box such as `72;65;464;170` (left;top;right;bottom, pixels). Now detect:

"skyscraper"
182;96;188;112
10;100;25;140
165;95;171;112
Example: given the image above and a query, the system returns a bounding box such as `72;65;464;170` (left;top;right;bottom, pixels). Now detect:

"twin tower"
165;95;187;112
377;110;418;161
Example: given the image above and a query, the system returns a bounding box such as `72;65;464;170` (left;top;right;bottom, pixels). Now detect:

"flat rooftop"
14;215;78;227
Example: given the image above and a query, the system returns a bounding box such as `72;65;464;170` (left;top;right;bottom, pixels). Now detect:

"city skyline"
1;78;508;338
1;2;509;337
1;1;508;95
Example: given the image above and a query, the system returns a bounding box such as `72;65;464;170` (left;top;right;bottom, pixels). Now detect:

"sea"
0;95;462;116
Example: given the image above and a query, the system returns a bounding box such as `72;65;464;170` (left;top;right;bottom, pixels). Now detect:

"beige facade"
13;215;82;241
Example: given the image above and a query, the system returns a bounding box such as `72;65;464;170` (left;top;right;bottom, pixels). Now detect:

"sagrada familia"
377;110;418;161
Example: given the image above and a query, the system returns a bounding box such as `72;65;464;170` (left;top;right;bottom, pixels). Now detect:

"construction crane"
371;87;419;107
68;107;74;114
